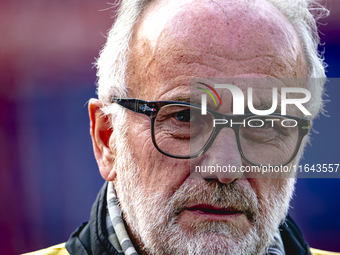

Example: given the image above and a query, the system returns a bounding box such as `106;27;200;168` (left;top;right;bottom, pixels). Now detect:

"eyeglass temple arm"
111;98;157;117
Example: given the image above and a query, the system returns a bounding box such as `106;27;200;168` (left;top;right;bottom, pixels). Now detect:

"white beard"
112;130;296;255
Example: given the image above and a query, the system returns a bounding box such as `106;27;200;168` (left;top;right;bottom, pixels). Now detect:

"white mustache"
165;179;259;222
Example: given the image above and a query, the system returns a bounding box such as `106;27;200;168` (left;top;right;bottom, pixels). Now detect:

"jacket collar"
280;214;312;255
66;182;120;255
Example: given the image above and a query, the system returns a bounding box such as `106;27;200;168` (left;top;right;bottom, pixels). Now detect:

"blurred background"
0;0;339;254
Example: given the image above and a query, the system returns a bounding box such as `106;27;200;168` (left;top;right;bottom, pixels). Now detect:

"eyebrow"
165;94;202;106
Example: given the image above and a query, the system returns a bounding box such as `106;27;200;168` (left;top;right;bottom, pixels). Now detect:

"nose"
194;128;243;184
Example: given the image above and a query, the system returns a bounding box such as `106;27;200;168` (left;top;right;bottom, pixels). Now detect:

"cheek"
247;178;286;202
125;116;191;194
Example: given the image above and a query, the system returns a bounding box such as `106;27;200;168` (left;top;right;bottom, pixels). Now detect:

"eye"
174;109;193;122
245;118;271;129
251;120;267;128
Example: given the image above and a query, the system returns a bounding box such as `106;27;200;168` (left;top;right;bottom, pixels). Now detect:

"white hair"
96;0;153;112
96;0;329;118
264;0;329;118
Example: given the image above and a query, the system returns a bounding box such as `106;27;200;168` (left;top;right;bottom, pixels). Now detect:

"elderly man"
25;0;339;254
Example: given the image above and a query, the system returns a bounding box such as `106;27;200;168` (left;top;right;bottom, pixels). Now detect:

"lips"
187;204;244;216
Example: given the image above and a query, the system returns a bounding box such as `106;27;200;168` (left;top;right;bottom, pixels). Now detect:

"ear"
89;99;117;181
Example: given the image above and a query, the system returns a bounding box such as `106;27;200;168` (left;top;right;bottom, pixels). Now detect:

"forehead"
127;0;307;100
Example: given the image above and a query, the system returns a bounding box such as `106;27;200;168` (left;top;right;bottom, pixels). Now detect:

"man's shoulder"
21;243;69;255
310;248;340;255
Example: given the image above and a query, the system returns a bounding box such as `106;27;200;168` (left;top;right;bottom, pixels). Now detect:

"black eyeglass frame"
111;97;311;166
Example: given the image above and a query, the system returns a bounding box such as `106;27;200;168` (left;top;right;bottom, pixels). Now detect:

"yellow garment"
21;243;69;255
311;248;340;255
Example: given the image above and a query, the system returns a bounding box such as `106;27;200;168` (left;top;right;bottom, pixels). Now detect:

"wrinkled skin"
89;0;308;254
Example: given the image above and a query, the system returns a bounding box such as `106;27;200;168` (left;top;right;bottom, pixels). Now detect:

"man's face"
111;0;308;254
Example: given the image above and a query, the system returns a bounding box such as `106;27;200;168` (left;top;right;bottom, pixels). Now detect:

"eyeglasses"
111;98;310;166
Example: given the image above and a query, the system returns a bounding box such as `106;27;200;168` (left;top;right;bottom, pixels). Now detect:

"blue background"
0;0;339;254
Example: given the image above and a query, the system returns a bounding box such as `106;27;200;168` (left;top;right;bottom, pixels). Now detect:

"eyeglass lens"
153;104;299;165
